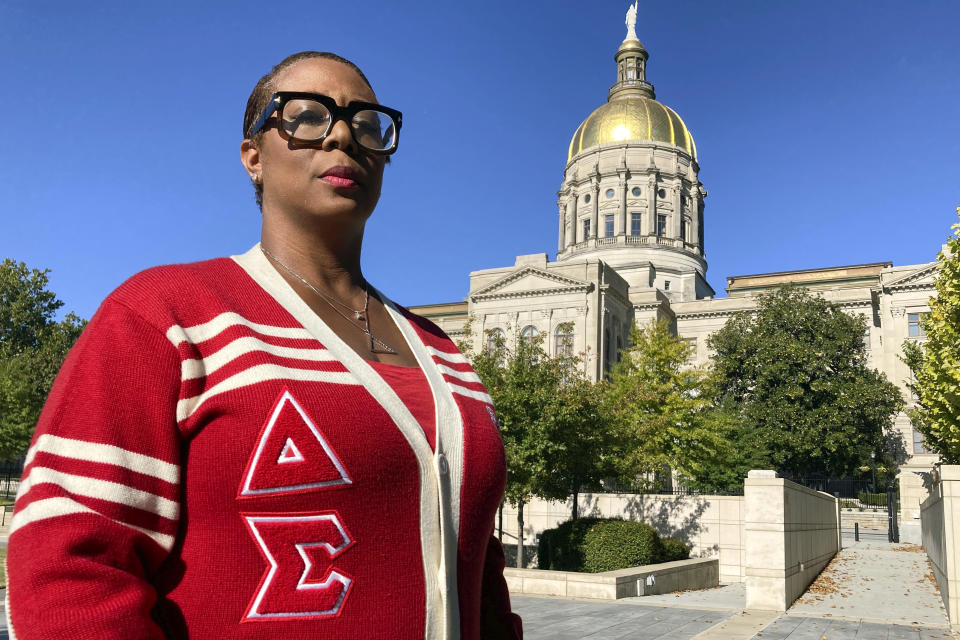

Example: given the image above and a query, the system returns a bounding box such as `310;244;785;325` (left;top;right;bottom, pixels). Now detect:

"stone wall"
499;492;745;583
503;558;718;600
744;471;841;611
920;465;960;629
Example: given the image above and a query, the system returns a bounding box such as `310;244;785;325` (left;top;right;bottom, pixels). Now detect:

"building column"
618;174;627;236
647;175;657;234
590;179;599;239
698;195;705;253
566;191;578;246
672;183;682;239
557;200;566;252
690;190;700;252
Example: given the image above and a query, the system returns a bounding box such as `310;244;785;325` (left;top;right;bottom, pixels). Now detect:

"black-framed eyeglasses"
250;91;402;155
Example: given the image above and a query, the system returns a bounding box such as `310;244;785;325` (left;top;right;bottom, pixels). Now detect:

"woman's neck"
260;217;366;300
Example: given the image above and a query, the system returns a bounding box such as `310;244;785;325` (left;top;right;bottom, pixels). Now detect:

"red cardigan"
7;245;522;640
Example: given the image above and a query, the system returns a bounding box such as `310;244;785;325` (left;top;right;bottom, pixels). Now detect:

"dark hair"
243;51;374;209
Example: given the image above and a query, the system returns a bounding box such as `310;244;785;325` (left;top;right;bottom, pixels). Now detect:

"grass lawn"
0;547;6;589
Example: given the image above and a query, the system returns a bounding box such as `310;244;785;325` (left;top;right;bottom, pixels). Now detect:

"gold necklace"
260;246;398;355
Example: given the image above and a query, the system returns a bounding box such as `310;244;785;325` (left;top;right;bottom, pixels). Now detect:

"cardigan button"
437;454;449;476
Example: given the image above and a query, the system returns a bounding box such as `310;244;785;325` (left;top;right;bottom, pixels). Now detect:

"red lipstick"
320;166;361;188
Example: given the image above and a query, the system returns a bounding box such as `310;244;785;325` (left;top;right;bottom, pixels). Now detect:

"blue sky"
2;1;958;320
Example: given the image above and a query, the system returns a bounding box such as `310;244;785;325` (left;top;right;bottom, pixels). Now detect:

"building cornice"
471;284;594;303
470;265;592;297
673;297;872;321
882;262;938;292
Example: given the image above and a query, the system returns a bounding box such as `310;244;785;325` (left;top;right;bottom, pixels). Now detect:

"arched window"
486;328;505;358
554;324;574;357
520;325;539;344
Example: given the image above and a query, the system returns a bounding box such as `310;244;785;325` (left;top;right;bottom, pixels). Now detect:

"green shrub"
857;491;888;507
538;518;689;572
537;518;604;572
582;520;663;573
660;538;691;562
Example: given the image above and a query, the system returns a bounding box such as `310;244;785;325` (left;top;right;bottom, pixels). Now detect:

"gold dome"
567;96;697;162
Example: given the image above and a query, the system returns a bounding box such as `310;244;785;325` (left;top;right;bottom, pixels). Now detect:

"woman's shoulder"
103;253;257;329
391;300;466;356
112;256;241;300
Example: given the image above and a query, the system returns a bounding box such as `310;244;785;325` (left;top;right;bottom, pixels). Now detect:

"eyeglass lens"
281;99;397;151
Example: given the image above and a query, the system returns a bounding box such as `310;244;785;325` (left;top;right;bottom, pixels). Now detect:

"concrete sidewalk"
511;532;957;639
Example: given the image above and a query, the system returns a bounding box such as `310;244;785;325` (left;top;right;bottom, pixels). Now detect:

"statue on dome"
625;1;639;41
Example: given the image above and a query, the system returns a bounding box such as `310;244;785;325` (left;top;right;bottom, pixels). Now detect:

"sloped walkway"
784;535;949;628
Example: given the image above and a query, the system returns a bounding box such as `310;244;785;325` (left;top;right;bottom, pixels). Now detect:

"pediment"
471;266;593;301
885;262;938;291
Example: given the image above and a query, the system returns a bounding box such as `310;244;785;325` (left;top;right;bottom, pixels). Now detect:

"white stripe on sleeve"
435;363;483;385
18;466;178;521
180;335;336;380
447;383;492;405
426;346;470;365
25;434;179;484
10;496;175;550
166;312;313;347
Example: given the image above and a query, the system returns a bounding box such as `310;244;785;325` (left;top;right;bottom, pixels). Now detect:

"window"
908;312;927;338
520;325;539;343
584;193;591;203
485;328;505;358
664;280;670;291
682;337;697;361
554;324;574;357
604;328;614;372
582;219;591;240
657;188;666;198
631;187;642;197
631;212;643;236
605;188;615;199
605;214;615;237
914;430;933;454
656;214;667;236
681;219;688;242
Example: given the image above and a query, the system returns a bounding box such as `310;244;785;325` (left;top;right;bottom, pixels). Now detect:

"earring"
250;173;260;183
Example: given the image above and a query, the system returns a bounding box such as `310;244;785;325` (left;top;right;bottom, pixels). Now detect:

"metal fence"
0;460;24;499
582;481;744;497
791;477;897;512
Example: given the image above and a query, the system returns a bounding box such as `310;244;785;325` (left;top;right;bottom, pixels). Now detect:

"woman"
6;51;522;640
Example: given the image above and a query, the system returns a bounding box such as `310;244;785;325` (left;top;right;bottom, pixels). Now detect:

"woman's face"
247;58;386;227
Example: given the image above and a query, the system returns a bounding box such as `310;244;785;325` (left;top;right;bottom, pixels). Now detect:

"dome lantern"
609;20;655;101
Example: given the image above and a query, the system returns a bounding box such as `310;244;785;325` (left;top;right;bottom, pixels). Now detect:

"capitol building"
409;9;938;496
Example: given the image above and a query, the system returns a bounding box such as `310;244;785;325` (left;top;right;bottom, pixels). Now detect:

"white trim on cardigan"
232;245;463;640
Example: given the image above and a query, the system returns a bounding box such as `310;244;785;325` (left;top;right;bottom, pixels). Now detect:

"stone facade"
409;14;938;482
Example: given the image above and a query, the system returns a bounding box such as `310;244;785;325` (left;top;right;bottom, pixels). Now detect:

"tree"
603;319;731;489
708;286;903;480
0;259;85;460
465;325;612;567
903;212;960;463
